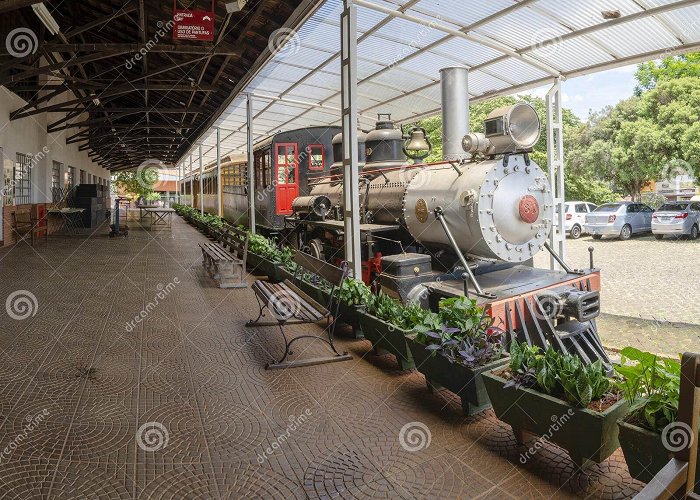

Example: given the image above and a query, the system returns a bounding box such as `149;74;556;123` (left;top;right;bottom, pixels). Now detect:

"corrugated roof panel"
486;57;551;85
394;52;462;76
660;5;700;42
357;80;404;101
529;36;613;73
358;35;421;66
467;70;513;96
372;16;448;49
257;62;312;82
411;0;515;29
302;70;342;90
247;76;297;94
283;46;335;69
286;84;338;101
475;7;570;50
589;16;680;57
371;67;437;93
430;37;504;67
534;0;644;30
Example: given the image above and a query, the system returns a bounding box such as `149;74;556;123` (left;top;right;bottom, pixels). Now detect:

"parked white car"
563;201;597;239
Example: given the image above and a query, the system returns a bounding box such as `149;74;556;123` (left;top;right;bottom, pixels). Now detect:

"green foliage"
366;293;407;328
635;54;700;95
614;347;680;433
507;343;612;408
113;168;159;200
564;172;620;205
337;278;372;307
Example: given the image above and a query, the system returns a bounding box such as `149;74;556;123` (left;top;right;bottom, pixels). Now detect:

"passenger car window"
626;204;637;213
587;203;597;212
641;205;653;213
575;204;587;213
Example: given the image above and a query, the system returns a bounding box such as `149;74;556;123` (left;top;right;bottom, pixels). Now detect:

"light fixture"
225;0;248;13
32;3;60;35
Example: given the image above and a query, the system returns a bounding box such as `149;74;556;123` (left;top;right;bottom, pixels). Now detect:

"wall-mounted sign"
173;1;215;41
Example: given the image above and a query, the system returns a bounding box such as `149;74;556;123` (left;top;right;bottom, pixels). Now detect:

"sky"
527;64;640;122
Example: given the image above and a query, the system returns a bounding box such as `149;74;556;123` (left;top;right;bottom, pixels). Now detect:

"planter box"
295;275;331;305
407;338;508;415
618;420;700;491
482;371;629;468
331;300;365;339
357;311;414;370
246;253;282;282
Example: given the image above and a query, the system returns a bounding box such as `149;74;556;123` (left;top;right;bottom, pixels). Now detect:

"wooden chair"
12;212;48;246
635;352;700;499
245;251;352;369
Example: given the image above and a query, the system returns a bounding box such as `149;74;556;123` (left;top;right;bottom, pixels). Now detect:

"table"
136;204;160;222
47;208;85;235
146;208;175;230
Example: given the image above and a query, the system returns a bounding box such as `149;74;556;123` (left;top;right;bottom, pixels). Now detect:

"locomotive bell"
405;128;430;152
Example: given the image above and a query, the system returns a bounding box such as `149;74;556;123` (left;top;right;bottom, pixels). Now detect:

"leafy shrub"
506;342;612;408
614;347;680;432
337;278;372;307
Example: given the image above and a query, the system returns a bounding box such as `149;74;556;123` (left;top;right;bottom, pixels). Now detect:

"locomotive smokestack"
440;67;470;161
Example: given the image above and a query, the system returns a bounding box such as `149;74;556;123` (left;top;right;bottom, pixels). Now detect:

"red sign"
173;2;215;41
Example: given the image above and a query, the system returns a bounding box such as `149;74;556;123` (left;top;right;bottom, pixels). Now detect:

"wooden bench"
198;227;248;289
635;352;699;499
12;212;48;246
245;251;352;370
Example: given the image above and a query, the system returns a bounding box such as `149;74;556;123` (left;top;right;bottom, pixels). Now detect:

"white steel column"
546;78;565;269
246;93;256;233
216;127;223;217
189;154;194;207
178;163;183;204
341;0;361;279
199;144;204;216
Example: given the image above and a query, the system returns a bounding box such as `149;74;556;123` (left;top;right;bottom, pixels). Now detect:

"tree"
564;172;619;206
635;53;700;95
113;168;159;201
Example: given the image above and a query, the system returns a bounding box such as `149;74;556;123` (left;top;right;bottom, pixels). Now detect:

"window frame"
14;153;32;205
307;144;324;171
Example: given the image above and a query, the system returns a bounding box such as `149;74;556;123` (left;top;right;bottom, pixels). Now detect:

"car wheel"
691;225;699;240
654;234;664;240
570;224;582;239
620;224;632;240
592;234;603;240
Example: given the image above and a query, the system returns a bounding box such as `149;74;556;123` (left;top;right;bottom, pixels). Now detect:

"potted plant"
482;342;629;468
614;347;698;490
357;293;415;370
406;296;509;415
332;278;372;339
246;233;284;282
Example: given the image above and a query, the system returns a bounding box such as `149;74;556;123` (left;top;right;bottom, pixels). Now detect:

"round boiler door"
518;195;540;223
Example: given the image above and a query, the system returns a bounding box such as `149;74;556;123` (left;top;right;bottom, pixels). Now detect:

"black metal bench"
198;227;248;289
245;251;352;369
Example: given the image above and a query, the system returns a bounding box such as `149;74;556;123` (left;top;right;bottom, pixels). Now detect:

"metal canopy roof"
188;0;700;166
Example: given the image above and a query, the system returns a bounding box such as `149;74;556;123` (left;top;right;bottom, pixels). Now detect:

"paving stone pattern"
0;218;644;498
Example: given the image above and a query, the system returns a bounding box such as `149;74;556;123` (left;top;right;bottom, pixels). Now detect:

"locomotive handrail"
307;159;464;184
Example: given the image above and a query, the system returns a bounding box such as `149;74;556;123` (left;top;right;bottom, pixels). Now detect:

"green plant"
614;347;680;432
337;278;372;307
506;342;612;408
366;293;406;328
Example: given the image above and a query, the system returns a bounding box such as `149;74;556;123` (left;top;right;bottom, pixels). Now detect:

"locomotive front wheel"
619;224;632;241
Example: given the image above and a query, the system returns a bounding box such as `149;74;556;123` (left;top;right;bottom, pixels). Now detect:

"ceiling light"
32;3;60;35
225;0;248;13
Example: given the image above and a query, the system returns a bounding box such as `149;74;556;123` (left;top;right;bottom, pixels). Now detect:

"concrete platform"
0;217;644;498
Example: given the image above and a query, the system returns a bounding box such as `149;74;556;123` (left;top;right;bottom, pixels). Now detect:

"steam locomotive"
181;67;609;367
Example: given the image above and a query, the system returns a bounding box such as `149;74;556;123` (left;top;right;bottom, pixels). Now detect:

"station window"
14;153;32;205
275;144;297;185
65;166;75;189
79;169;86;184
52;161;61;189
308;144;324;171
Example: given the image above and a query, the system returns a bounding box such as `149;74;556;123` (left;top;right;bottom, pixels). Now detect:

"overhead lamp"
225;0;248;13
32;3;60;35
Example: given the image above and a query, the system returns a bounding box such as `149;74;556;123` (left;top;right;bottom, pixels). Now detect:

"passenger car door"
639;204;653;230
575;203;587;226
627;204;642;232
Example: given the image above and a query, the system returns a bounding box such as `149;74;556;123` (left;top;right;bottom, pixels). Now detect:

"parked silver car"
652;201;700;240
585;202;654;240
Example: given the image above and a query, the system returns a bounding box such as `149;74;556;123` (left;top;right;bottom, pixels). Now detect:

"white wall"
0;85;111;240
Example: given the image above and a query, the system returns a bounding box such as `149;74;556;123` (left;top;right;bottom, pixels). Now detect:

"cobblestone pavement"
0;217;643;498
534;234;700;356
